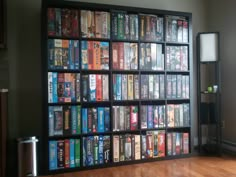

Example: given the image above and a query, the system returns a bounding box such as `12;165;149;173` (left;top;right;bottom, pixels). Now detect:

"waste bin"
17;136;38;177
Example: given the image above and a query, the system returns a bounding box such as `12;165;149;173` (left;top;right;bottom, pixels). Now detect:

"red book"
112;43;119;69
64;139;70;168
71;10;79;37
146;132;153;158
88;41;94;69
96;74;102;101
158;131;165;157
183;132;189;154
118;42;124;70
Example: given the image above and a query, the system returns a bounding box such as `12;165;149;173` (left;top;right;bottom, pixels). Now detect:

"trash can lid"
17;136;39;143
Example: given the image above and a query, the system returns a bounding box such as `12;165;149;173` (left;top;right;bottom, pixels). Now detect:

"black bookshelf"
42;0;193;175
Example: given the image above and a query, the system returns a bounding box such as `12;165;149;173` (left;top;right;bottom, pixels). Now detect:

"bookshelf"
42;0;193;174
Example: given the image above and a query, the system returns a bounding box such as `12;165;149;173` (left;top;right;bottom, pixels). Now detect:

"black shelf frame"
41;0;193;175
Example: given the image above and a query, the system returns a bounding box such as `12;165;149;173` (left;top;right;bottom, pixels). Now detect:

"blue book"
68;40;75;69
98;135;104;164
74;40;80;70
97;107;104;133
82;108;88;134
70;139;75;168
52;72;58;103
83;137;87;166
147;105;153;129
87;136;94;166
49;141;57;170
116;74;122;100
81;41;88;69
104;107;110;132
48;106;54;136
71;106;77;135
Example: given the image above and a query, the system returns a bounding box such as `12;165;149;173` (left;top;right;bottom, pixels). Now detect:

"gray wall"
207;0;236;143
0;0;208;176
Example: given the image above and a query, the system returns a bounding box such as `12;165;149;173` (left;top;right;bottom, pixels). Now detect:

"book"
75;139;80;167
113;135;120;162
49;141;57;170
103;136;110;163
57;140;65;168
98;107;105;133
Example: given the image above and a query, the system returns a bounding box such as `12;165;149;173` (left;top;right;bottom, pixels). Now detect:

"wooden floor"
46;156;236;177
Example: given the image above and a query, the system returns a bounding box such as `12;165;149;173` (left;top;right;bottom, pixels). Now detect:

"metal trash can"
17;136;38;177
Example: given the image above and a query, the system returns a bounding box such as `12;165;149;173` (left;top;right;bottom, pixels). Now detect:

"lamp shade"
199;33;219;62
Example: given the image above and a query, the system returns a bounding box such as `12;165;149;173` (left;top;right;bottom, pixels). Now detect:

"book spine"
96;74;102;101
70;139;75;168
75;139;80;167
98;135;104;164
141;135;146;159
87;136;94;166
81;41;88;69
97;107;105;133
147;106;153;129
64;139;70;168
121;74;128;100
134;75;139;100
130;106;138;130
49;141;57;170
113;135;120;162
103;136;110;163
48;72;53;103
71;106;77;135
134;135;141;160
89;74;96;101
127;74;134;100
93;136;99;165
102;75;109;101
57;140;65;168
140;106;147;129
82;108;88;134
104;107;110;132
116;74;122;100
48;106;54;136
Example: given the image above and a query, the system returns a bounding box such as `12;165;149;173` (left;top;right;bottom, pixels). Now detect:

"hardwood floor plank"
43;156;236;177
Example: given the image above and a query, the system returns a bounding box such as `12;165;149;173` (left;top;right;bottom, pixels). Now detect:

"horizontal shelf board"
140;40;165;44
48;135;81;140
81;101;111;106
112;130;140;134
81;132;112;136
140;100;165;104
166;70;190;74
140;70;165;74
166;42;189;45
167;126;191;130
140;127;166;131
81;37;110;42
48;102;81;106
111;39;139;43
112;70;139;74
166;99;190;103
47;35;80;40
81;70;110;74
112;100;139;106
48;69;80;73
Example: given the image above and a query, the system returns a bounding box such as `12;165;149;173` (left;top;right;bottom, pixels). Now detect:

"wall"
207;0;236;143
0;0;208;176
